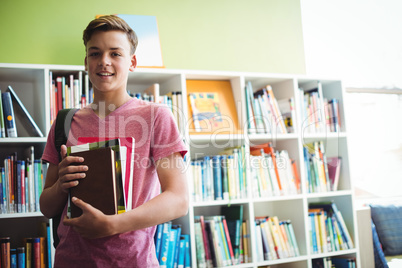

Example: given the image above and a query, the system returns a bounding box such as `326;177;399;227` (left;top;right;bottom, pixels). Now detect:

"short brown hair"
83;15;138;55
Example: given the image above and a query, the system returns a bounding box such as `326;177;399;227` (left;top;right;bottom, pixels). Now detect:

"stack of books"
308;201;354;254
299;83;341;134
0;147;46;214
49;71;92;124
191;146;247;202
249;142;301;197
193;205;249;267
245;82;296;134
254;216;300;262
303;141;342;193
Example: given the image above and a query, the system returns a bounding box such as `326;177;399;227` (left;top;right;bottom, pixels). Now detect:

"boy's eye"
89;52;99;57
112;52;121;57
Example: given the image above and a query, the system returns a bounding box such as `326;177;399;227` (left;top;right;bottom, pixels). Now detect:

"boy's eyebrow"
88;47;124;51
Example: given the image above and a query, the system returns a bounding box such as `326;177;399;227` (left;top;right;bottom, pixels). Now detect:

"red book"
1;237;11;268
222;216;235;265
56;77;62;112
33;238;40;268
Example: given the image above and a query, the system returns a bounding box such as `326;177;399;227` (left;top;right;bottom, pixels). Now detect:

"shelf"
0;63;358;268
0;212;44;219
0;137;47;143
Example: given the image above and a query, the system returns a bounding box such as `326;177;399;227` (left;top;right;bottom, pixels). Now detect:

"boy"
39;15;188;267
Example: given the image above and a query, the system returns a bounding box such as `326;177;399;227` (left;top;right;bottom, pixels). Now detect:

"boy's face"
85;30;136;95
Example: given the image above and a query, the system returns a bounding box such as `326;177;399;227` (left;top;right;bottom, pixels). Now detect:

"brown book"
69;147;117;218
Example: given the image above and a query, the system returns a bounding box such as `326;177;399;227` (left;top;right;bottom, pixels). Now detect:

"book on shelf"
188;92;224;133
143;83;160;103
1;91;17;137
0;90;5;137
303;141;341;193
221;205;243;264
254;216;300;261
191;146;246;202
246;81;295;134
309;201;354;251
327;157;341;191
1;148;45;214
186;80;241;134
331;256;356;267
277;97;297;133
49;71;91;124
7;86;44;137
154;222;189;268
249;143;300;197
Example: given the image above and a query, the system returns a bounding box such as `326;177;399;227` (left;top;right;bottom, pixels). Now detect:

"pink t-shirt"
42;98;187;267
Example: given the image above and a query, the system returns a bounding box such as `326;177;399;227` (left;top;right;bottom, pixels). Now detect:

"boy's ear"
129;55;137;72
84;56;88;71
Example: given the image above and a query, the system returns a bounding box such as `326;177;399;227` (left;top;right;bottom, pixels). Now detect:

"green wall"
0;0;305;74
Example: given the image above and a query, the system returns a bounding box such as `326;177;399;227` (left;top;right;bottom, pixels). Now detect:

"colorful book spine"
1;92;17;137
212;156;222;201
158;221;172;267
0;89;5;137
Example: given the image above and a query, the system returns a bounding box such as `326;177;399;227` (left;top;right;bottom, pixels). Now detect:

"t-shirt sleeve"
41;122;59;165
151;105;187;162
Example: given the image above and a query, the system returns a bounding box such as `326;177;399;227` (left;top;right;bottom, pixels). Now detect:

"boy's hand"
57;145;88;193
63;197;117;239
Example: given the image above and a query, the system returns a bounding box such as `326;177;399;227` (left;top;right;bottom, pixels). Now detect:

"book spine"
2;92;17;137
0;89;5;137
1;237;11;268
159;222;172;267
212;156;222;201
17;247;25;268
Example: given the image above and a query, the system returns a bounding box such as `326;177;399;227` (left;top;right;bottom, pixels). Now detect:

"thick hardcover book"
77;137;135;210
69;147;117;218
7;86;44;137
1;92;17;137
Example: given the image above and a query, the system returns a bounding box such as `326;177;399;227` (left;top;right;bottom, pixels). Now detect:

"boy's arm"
63;152;189;239
40;145;88;218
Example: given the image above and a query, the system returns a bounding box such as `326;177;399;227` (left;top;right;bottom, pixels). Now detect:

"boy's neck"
91;93;132;118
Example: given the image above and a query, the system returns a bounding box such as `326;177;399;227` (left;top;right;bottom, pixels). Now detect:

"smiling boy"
40;15;188;267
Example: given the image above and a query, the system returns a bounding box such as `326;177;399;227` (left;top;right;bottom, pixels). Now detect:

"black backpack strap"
55;108;79;161
52;108;79;248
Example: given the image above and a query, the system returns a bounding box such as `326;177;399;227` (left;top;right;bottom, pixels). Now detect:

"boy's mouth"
97;72;114;77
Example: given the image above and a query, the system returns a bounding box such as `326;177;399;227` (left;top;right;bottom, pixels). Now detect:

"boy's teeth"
99;73;112;76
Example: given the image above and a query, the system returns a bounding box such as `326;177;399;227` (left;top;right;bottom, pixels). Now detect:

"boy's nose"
98;55;111;66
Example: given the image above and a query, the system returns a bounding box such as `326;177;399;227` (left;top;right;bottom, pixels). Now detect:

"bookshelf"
0;63;359;268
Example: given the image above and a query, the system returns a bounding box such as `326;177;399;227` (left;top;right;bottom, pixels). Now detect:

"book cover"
1;92;17;137
327;157;341;191
188;92;223;132
69;147;117;218
77;137;135;210
186;80;241;134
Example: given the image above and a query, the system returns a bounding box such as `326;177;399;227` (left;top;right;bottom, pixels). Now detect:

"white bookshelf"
0;63;359;268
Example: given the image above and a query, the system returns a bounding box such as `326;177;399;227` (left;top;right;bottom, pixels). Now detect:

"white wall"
301;0;402;89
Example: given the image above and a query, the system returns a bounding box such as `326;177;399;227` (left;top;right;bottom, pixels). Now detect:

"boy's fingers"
72;197;92;212
60;145;68;160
